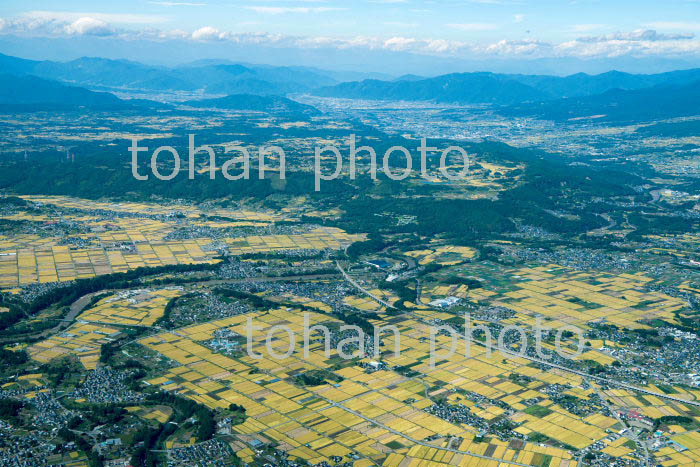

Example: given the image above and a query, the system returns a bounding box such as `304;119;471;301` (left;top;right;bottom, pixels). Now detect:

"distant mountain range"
4;49;700;105
312;67;700;123
0;51;335;112
315;72;547;105
0;73;156;112
508;69;700;99
496;80;700;123
183;94;320;115
313;68;700;106
0;72;322;115
1;50;699;123
0;52;374;96
3;34;699;76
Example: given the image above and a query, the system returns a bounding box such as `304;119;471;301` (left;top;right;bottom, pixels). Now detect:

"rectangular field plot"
138;309;587;466
28;288;183;369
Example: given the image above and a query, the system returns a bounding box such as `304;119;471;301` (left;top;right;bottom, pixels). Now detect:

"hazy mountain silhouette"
497;80;700;122
0;53;343;95
183;94;320;115
313;73;548;104
0;73;164;111
314;69;700;104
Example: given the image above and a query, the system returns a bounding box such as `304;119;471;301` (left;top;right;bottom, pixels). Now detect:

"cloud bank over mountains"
1;10;699;62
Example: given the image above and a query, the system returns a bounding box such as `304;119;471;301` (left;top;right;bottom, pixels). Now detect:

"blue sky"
1;0;699;40
0;0;699;69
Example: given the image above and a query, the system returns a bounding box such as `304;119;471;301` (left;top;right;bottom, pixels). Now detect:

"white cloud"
578;29;695;43
481;39;551;55
513;14;525;24
191;26;226;40
156;28;191;39
422;39;464;53
64;17;114;36
383;36;418;51
0;14;699;60
556;30;700;57
448;23;499;31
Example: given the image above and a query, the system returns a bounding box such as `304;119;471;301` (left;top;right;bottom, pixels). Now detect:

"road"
463;336;700;408
587;377;652;466
13;262;699;463
414;312;700;408
336;260;396;309
326;399;534;466
142;312;534;467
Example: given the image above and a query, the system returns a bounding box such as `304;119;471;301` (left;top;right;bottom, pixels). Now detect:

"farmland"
0;80;698;467
0;195;362;291
1;186;698;466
